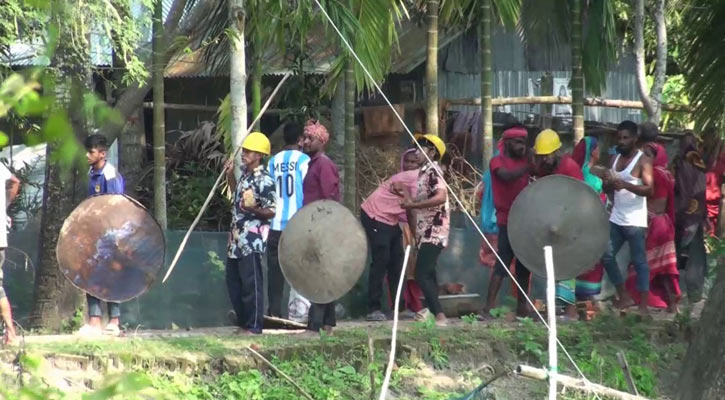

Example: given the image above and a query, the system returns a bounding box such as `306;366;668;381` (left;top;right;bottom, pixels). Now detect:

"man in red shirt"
301;120;341;336
480;125;533;319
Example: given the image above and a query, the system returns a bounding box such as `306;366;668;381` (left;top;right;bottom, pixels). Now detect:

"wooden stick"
246;346;315;400
161;72;291;283
448;96;690;112
617;351;639;395
516;365;651;400
368;333;376;400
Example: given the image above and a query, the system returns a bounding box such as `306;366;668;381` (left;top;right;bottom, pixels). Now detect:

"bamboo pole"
246;346;315;400
448;96;690;112
617;351;639;395
544;246;557;400
516;365;651;400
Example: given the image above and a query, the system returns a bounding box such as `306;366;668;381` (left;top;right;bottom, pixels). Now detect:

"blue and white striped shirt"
267;149;310;231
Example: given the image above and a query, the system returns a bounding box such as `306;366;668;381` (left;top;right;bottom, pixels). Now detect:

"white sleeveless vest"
609;151;648;228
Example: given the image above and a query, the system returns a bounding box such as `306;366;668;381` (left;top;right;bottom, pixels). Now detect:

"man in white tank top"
600;121;654;314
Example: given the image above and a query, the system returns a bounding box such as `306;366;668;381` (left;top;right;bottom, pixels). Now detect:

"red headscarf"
497;127;528;152
646;142;668;168
304;120;330;145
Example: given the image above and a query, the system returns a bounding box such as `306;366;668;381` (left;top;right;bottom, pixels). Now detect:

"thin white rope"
378;245;411;400
311;1;600;396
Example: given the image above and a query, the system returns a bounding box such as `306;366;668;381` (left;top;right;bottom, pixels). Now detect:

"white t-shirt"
0;163;12;248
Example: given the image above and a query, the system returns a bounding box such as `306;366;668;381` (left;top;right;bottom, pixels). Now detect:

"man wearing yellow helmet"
532;129;583;178
223;131;277;335
532;129;584;320
399;134;450;326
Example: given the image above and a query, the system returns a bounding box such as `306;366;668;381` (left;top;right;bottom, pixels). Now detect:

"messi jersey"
268;150;310;231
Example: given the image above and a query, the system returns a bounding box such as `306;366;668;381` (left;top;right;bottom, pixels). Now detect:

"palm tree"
438;0;520;167
153;0;168;228
344;60;356;208
676;2;725;398
426;0;439;137
229;0;247;174
518;0;616;144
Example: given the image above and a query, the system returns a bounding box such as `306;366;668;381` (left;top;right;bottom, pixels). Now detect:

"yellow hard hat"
534;129;562;155
414;133;446;160
242;131;271;155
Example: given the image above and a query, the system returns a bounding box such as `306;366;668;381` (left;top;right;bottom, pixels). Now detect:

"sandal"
414;308;432;322
366;310;387;322
104;323;121;336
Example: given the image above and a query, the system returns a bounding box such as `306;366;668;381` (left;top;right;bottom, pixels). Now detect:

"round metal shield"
279;200;368;304
508;175;609;280
56;194;165;302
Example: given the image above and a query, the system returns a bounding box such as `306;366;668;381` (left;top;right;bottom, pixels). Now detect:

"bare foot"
476;309;494;321
297;330;321;338
322;325;334;336
434;313;448;327
3;331;18;347
616;295;635;309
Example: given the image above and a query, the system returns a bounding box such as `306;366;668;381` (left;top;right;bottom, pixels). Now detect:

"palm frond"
682;0;725;129
517;0;570;63
582;0;616;95
438;0;520;30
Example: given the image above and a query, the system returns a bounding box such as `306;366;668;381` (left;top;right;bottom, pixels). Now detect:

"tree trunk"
425;0;439;137
153;0;167;228
119;106;145;198
480;0;493;169
28;11;91;329
109;5;145;199
540;72;554;128
649;0;667;125
29;143;85;329
98;0;196;143
250;32;262;131
677;264;725;399
634;0;667;125
570;0;584;143
229;0;247;174
330;76;346;181
343;59;356;210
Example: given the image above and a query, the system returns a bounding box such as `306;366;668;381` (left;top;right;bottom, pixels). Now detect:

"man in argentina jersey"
266;122;310;317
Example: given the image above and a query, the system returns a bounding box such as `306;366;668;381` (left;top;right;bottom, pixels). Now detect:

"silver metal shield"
508;175;610;280
278;200;368;304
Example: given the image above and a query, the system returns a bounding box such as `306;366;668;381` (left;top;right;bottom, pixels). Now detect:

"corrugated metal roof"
165;19;453;78
390;23;463;74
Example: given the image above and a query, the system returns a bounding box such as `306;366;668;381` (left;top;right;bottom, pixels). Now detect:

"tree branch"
99;0;213;142
633;0;655;120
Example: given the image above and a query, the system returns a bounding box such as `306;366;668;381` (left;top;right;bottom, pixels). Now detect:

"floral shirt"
227;164;277;258
415;162;450;248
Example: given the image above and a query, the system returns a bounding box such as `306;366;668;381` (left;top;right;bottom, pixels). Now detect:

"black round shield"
56;194;165;302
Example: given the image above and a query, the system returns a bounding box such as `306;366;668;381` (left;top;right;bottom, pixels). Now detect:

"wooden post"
617;351;639;395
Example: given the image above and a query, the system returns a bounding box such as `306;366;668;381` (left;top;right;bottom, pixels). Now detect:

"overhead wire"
310;0;602;397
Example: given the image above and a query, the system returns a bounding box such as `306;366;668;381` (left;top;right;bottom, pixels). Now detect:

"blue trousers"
87;295;120;318
226;253;264;334
601;222;649;292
